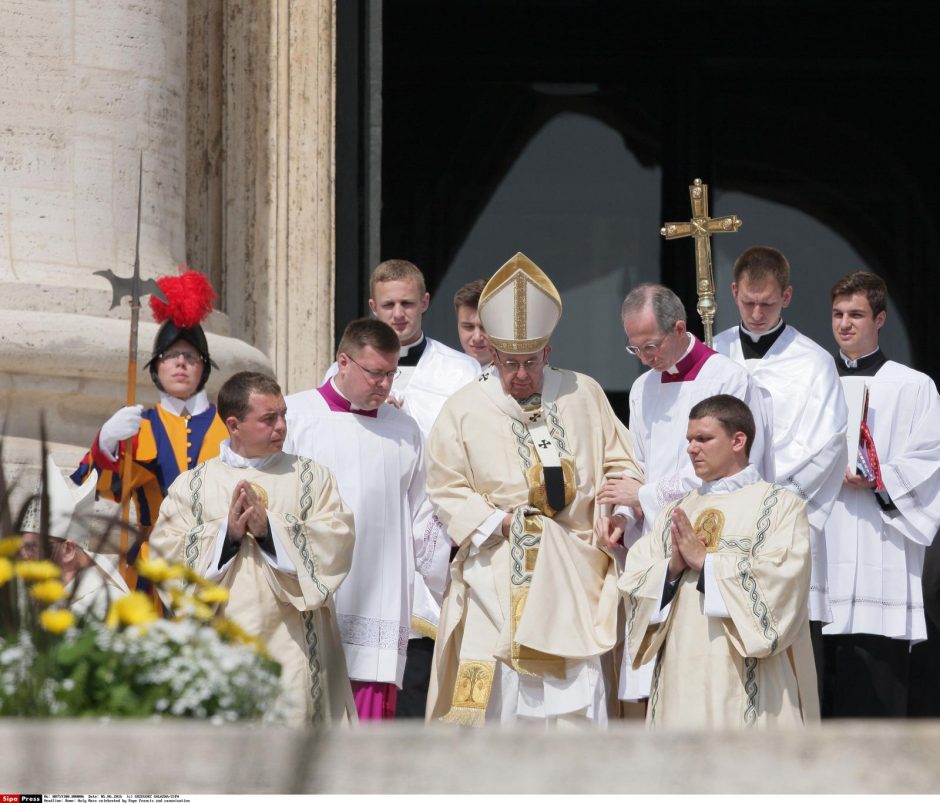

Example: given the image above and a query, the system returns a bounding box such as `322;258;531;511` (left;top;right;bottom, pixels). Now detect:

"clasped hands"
594;475;643;548
667;507;707;581
227;480;269;543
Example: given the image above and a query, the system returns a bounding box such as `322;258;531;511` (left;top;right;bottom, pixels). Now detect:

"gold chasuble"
426;365;642;724
621;476;819;729
151;453;356;726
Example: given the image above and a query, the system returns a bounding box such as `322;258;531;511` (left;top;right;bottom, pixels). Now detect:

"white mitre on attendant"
478;252;562;353
22;455;128;592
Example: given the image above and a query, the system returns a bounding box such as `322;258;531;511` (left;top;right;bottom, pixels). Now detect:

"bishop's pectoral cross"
660;178;742;347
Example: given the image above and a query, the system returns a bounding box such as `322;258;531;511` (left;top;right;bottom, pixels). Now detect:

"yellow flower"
39;608;75;634
196;584;229;605
15;560;61;582
213;618;269;657
0;537;23;558
136;557;185;584
30;579;67;604
184;567;212;587
106;592;159;628
0;558;13;586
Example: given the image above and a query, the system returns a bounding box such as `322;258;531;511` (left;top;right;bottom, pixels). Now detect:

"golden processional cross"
660;178;742;347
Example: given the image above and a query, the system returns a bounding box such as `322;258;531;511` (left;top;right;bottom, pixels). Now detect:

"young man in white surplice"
713;246;847;689
822;271;940;718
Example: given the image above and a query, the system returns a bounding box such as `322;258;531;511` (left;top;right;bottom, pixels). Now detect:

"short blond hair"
370;260;426;298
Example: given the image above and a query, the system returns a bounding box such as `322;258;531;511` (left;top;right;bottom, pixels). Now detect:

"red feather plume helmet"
146;266;218;393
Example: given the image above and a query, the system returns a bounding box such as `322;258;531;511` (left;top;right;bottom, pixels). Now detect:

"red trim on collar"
660;336;716;383
316;382;379;417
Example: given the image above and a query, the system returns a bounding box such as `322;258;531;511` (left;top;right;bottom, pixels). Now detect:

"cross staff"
660;178;742;347
94;154;166;585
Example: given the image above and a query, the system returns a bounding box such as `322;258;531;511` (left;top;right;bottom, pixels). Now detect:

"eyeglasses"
346;354;401;382
496;354;545;374
160;349;204;366
625;332;672;358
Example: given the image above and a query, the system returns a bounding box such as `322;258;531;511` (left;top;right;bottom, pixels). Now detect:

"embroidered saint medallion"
693;508;725;552
249;482;269;509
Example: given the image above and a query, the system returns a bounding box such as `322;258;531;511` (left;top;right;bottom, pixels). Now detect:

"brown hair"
336;318;401;359
829;271;887;317
732;246;790;290
218;372;282;422
370;259;426;297
688;394;755;457
453;278;486;311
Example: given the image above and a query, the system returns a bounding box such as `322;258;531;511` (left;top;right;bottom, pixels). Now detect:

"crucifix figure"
660;178;742;347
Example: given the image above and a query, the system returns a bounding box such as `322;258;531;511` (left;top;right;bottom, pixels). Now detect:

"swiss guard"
71;269;228;542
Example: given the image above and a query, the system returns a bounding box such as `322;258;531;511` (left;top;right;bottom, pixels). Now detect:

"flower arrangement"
0;535;283;722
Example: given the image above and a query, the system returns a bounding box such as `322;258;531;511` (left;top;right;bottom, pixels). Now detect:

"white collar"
664;333;695;375
219;439;279;469
839;347;880;368
400;334;426;357
740;318;784;343
699;463;761;495
159;390;210;417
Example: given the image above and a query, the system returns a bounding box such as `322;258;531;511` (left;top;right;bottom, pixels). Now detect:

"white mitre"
21;455;128;592
478;252;562;353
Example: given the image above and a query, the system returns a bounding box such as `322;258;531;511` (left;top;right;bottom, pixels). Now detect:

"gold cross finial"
660;178;742;347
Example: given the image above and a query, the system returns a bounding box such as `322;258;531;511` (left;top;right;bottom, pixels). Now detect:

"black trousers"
821;633;910;718
395;636;434;719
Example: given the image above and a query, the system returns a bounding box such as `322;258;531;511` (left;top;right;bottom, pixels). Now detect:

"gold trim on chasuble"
441;660;496;726
693;508;725;552
439;396;576;725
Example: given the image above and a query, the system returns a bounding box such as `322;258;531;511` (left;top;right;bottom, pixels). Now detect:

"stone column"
197;0;336;395
0;0;270;496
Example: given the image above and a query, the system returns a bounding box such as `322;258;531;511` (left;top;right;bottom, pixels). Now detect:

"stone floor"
3;719;939;794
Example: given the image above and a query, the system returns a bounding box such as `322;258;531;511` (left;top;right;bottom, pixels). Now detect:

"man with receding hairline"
621;394;818;729
713;245;847;688
597;282;773;703
287;318;451;720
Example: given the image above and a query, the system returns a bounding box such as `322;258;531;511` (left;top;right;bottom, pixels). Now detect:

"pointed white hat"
22;456;129;593
478;252;562;354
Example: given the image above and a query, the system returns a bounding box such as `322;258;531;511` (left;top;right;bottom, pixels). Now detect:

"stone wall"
2;720;938;793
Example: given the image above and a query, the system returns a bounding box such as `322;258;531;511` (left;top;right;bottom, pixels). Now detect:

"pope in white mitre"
425;252;643;727
151;371;356;726
621;394;818;729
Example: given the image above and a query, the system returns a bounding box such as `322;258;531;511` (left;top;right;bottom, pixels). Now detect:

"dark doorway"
337;0;939;407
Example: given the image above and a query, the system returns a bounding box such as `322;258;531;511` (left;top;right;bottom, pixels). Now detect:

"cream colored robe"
621;475;818;729
425;367;642;724
151;452;356;726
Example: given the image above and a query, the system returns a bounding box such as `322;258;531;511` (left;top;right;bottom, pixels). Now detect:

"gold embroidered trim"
410;614;438;640
526;456;577;517
513;272;527;341
440;660;495;727
487;334;550;353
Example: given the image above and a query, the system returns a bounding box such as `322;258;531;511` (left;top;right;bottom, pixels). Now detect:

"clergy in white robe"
326;261;480;718
427;253;643;727
822;273;940;717
597;283;773;701
150;372;356;727
621;394;818;730
713;246;848;627
285;318;450;720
